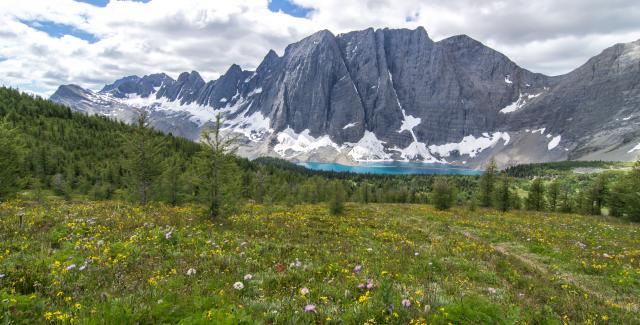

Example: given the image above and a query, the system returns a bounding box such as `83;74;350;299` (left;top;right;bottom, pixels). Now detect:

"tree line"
0;87;638;221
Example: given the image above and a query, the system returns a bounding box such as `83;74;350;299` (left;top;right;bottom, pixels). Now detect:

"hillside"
0;200;638;323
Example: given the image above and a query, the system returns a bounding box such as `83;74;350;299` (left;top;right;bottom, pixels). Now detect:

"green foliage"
494;175;512;212
328;181;346;215
526;178;546;211
0;120;22;201
431;176;456;210
123;111;164;205
194;115;241;219
547;179;560;212
479;158;497;207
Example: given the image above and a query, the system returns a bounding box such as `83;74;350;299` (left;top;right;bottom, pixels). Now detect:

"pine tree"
161;154;184;206
0;120;22;201
478;158;497;207
526;178;546;211
494;175;511;212
623;159;640;221
547;179;560;212
432;176;456;210
123;111;162;205
195;114;241;219
328;181;346;215
587;174;608;215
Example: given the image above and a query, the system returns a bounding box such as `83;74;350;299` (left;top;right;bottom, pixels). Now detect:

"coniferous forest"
0;87;639;220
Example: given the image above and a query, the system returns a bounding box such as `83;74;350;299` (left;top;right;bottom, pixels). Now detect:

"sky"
1;0;639;96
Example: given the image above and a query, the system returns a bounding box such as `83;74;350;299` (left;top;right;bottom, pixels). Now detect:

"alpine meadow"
1;1;640;324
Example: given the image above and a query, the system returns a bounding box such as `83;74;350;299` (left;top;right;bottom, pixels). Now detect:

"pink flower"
357;283;366;290
353;265;363;273
304;304;316;313
366;279;374;289
300;287;310;295
401;299;411;308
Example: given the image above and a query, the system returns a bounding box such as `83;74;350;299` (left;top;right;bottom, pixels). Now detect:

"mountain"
50;27;640;168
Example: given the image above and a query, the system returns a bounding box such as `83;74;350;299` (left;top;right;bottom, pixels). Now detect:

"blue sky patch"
21;20;99;44
74;0;152;7
268;0;312;18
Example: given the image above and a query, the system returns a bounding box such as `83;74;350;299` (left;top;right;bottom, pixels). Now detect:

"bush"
432;177;456;210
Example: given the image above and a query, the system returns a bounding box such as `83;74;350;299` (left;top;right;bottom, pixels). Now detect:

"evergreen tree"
547;179;560;212
587;174;608;215
526;178;546;211
432;176;456;210
195;115;241;219
623;159;640;221
608;180;626;218
328;181;346;215
161;154;184;206
0;120;22;201
478;158;497;207
123;111;163;205
494;175;512;212
559;184;573;213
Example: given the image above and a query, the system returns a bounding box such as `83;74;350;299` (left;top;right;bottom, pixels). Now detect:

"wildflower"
402;299;411;308
602;314;609;321
414;252;419;256
79;263;88;271
386;304;394;314
74;303;82;310
275;263;285;273
66;264;76;271
186;268;196;276
487;287;497;294
367;248;373;252
243;274;253;281
300;287;310;295
164;231;172;240
44;312;53;320
354;265;363;273
233;282;244;290
304;304;316;313
0;274;4;279
357;283;366;290
366;279;374;289
290;258;302;268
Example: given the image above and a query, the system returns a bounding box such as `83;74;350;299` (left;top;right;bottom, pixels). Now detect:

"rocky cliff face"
50;27;640;168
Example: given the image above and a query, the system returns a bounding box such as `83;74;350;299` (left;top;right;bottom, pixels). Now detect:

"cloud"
0;0;639;96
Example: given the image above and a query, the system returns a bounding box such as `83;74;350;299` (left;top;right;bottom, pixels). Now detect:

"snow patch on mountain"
628;143;640;153
429;132;511;158
343;122;358;130
548;135;561;150
347;131;391;161
274;128;341;159
500;92;542;113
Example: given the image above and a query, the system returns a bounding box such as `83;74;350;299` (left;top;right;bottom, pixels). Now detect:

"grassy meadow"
0;200;638;324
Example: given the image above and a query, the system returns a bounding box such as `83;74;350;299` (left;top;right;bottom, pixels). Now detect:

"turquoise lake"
298;161;483;176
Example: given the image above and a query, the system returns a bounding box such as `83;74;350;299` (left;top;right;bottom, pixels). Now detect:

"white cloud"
0;0;639;95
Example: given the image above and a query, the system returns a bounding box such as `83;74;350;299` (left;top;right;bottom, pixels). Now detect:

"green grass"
0;200;638;324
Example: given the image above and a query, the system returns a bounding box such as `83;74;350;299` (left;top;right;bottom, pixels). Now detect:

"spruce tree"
124;111;162;205
0;120;22;201
195;114;241;219
494;175;511;212
547;179;560;212
623;159;640;221
328;181;346;215
526;178;546;211
161;154;184;206
478;158;497;207
432;176;456;210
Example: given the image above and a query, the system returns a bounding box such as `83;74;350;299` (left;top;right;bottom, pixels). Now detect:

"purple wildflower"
353;265;363;273
304;304;316;313
402;299;411;308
